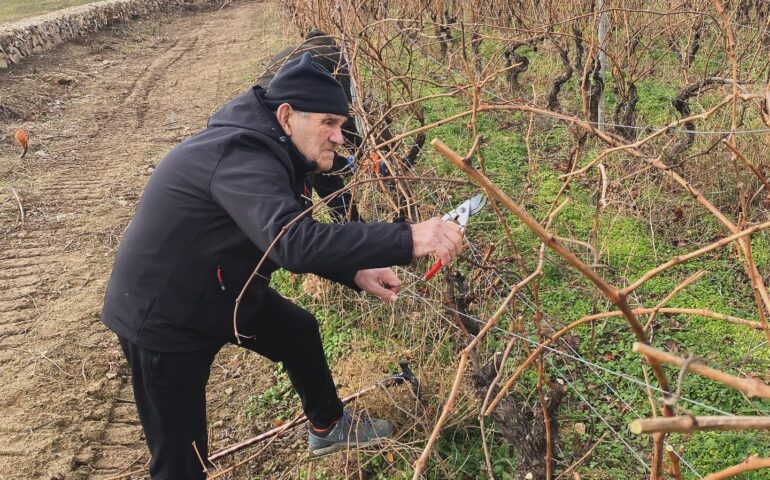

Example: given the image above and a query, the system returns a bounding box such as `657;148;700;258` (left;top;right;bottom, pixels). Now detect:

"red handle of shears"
424;259;443;280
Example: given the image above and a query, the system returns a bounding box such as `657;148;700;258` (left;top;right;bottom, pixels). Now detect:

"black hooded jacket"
101;87;413;352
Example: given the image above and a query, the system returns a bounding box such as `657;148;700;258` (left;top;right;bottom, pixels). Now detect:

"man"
101;52;463;479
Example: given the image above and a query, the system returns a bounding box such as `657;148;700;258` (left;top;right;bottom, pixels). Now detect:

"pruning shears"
423;193;487;280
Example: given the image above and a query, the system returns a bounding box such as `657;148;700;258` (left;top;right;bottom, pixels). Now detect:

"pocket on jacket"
192;262;267;341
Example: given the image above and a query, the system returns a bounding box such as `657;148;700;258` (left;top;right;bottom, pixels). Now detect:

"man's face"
283;109;347;172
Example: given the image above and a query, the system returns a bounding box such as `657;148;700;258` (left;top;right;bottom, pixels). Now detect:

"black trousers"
118;288;344;480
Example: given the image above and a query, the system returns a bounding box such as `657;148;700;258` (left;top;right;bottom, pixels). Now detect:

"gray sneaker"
308;409;394;456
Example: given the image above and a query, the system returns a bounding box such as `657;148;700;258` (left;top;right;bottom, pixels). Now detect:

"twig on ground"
11;188;25;223
40;351;74;378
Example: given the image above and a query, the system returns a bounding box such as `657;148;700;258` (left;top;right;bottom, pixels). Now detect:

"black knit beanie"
264;52;349;117
305;29;334;44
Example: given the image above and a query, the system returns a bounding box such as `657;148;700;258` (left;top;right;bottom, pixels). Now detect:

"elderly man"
101;53;463;479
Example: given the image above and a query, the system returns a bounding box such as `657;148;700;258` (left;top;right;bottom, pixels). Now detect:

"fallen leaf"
14;129;28;149
14;129;29;159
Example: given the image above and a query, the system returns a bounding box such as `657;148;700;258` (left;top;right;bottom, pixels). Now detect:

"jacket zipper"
216;265;226;291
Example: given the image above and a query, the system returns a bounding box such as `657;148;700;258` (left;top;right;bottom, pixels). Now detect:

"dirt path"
0;3;291;478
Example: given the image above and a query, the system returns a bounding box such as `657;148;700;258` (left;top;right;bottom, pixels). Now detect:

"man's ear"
275;103;293;135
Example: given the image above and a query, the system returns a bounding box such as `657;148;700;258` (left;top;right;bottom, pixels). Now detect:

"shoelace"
342;410;373;423
336;410;374;440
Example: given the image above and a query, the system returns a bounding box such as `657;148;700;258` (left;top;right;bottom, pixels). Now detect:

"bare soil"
0;2;302;478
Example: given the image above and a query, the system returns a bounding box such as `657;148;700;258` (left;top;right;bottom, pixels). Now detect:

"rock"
73;453;92;466
85;379;105;395
0;0;211;69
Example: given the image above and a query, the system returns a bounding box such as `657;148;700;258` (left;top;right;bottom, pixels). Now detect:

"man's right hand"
410;217;464;266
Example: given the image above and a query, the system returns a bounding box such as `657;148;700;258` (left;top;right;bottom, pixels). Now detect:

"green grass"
0;0;99;23
243;27;770;480
410;55;770;476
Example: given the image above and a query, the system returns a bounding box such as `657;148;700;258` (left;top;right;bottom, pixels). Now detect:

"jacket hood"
208;86;318;174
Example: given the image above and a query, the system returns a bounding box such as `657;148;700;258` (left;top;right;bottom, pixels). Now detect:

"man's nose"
330;126;344;145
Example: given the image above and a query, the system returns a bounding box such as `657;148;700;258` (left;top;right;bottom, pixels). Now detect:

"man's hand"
410;217;464;266
353;268;402;302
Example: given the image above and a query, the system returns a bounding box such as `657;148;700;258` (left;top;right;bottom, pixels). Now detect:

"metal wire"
547;358;652;473
578;121;770;136
397;271;736;417
460;241;707;476
398;280;719;476
547;357;704;479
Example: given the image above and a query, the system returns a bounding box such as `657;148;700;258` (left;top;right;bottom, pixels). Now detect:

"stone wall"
0;0;212;69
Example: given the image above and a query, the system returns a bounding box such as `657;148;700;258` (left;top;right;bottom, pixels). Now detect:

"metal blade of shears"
424;193;487;280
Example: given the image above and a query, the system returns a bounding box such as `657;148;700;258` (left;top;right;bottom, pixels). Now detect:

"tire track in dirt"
0;2;290;478
121;38;181;106
85;382;146;480
0;240;55;341
122;35;201;127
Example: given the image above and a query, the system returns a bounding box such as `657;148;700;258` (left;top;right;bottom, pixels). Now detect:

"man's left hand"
353;268;402;302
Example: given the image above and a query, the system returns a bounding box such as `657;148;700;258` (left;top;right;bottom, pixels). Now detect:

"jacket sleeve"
313;167;362;223
209;141;413;276
317;270;361;291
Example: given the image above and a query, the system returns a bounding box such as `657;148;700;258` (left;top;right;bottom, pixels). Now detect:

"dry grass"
0;0;101;23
